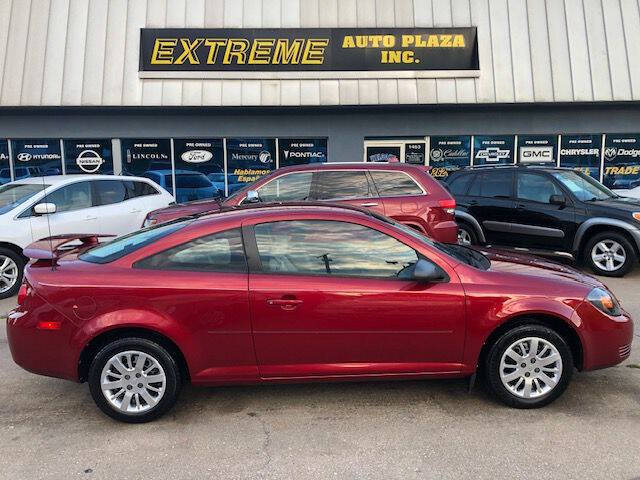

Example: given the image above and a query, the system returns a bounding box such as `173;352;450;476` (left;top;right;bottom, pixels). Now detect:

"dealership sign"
559;134;601;179
121;139;172;177
602;134;640;190
278;138;327;167
518;135;557;165
404;142;426;165
139;28;479;79
473;135;515;166
11;139;63;176
0;139;8;166
63;139;113;175
226;138;275;184
173;139;224;176
429;136;471;178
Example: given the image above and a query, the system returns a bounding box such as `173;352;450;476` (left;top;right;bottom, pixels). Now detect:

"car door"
312;170;387;216
465;169;515;245
246;218;466;378
28;180;98;241
89;180;138;236
124;180;171;227
510;171;575;250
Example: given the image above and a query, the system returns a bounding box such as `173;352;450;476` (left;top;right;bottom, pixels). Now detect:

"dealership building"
1;0;640;198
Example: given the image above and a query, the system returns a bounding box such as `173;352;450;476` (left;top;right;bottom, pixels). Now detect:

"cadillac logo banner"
139;28;479;79
429;136;471;178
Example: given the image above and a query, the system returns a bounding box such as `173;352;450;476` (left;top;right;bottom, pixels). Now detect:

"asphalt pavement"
1;270;639;480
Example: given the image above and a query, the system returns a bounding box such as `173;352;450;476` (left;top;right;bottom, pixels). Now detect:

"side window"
468;171;513;198
45;181;92;213
93;180;127;206
124;180;160;199
254;220;419;278
314;171;373;200
517;173;562;203
370;171;423;196
135;228;246;272
256;172;313;202
447;173;473;196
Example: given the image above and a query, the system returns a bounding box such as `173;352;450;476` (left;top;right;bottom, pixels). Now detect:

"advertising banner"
404;142;426;165
559;134;601;179
366;146;401;163
472;135;515;166
226;138;275;187
602;134;640;191
278;138;328;167
517;135;558;166
139;28;479;79
121;139;172;193
172;139;225;200
0;140;9;184
428;135;471;179
63;139;113;175
11;139;63;177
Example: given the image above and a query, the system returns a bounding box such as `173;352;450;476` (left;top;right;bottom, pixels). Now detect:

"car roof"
13;174;155;185
458;165;574;173
274;162;429;173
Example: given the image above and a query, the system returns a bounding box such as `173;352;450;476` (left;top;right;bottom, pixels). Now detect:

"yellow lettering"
440;34;452;47
248;38;275;64
452;34;465;47
401;35;414;48
427;35;439;47
415;35;427;47
356;36;368;48
342;36;355;48
382;35;395;48
150;38;177;64
402;50;414;63
175;38;204;64
369;35;383;48
204;39;227;63
272;38;304;64
301;39;328;64
223;39;250;64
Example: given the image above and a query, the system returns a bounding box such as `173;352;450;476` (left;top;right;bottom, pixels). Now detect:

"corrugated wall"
1;0;639;107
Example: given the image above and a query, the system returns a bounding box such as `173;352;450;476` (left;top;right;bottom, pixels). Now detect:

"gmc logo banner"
139;28;479;79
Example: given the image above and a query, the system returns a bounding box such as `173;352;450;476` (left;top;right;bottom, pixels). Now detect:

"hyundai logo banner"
559;134;601;180
278;138;327;168
473;135;515;166
0;140;8;185
173;139;225;200
63;140;113;175
226;138;276;186
11;139;63;176
429;136;471;178
603;134;640;190
518;135;557;165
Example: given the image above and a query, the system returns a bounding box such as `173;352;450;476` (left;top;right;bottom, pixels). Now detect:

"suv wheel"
584;231;636;277
88;338;182;423
484;324;573;408
0;248;24;299
457;223;477;246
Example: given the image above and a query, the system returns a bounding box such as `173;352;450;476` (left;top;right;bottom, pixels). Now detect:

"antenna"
40;175;56;272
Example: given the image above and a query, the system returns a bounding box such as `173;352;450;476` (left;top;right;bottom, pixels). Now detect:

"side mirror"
549;194;566;206
245;190;261;203
33;203;56;215
412;258;447;283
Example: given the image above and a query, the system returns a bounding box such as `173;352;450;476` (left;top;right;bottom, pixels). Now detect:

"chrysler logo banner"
11;139;63;176
429;136;471;178
559;134;601;179
64;140;112;174
473;135;515;166
139;27;479;79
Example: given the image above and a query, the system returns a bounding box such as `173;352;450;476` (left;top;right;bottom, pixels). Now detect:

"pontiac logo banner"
139;27;479;79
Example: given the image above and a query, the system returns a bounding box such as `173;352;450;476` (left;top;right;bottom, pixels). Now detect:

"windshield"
166;174;212;189
551;170;617;201
0;183;47;215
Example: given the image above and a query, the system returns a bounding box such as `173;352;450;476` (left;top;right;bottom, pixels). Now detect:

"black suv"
444;166;640;277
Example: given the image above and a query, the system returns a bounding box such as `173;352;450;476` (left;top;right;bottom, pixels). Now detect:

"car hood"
587;195;640;213
473;247;604;289
148;199;222;221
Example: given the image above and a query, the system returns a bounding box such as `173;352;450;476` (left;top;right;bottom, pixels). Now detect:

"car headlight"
633;212;640;222
587;287;621;316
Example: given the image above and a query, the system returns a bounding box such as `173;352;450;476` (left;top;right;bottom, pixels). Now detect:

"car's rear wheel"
584;231;636;277
457;223;477;246
88;338;181;423
484;324;573;408
0;248;24;299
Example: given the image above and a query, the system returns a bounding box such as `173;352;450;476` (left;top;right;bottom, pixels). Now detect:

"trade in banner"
518;135;557;166
63;139;113;175
473;135;515;166
11;139;63;177
173;139;225;199
428;136;471;179
226;138;276;187
278;138;328;167
559;134;601;180
602;134;640;191
0;140;9;184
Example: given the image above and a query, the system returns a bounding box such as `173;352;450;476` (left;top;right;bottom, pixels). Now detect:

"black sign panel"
11;139;63;177
140;28;479;74
121;139;172;193
173;139;225;200
64;139;113;175
518;135;558;166
428;136;471;179
405;142;426;165
226;138;275;187
473;135;515;166
278;138;327;167
0;140;9;184
559;134;601;180
602;134;640;190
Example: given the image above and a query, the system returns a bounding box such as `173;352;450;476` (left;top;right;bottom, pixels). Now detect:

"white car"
613;187;640;199
0;175;174;298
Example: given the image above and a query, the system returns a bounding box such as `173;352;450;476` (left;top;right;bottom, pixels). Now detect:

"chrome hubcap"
591;240;626;272
500;337;563;399
0;255;18;294
458;228;472;245
100;350;166;414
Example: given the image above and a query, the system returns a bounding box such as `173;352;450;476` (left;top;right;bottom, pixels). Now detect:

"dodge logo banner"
63;139;113;175
11;139;63;177
472;135;515;166
602;134;640;190
139;28;479;79
278;138;327;167
429;136;471;178
518;135;557;165
559;134;601;180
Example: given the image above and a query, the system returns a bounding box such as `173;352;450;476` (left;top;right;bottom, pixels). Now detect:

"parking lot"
0;269;638;480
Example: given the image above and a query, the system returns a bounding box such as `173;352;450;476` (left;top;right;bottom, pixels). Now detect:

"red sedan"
7;203;633;422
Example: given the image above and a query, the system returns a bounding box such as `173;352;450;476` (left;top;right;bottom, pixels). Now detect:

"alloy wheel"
100;350;166;414
458;228;472;246
591;240;626;272
499;337;563;399
0;255;18;294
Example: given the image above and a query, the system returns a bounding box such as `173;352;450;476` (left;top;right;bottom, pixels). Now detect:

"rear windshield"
79;220;190;264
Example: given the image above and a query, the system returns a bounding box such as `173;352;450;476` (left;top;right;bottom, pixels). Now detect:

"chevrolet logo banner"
139;28;479;79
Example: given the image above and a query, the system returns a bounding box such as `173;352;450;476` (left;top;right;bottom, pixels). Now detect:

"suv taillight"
438;198;456;215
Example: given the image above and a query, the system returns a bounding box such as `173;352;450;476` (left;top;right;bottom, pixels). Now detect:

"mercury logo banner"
139;27;479;79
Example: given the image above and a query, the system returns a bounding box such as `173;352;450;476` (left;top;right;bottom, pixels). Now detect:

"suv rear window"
447;173;473;195
314;171;373;200
468;170;513;198
370;171;423;196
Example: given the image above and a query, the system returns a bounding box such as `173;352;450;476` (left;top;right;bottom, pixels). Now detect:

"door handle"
360;202;378;207
267;298;303;311
516;203;526;209
85;215;98;220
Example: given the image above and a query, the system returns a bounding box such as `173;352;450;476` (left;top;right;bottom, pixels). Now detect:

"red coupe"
7;203;633;422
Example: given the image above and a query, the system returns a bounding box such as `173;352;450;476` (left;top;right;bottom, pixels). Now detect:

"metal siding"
620;0;640;99
545;0;573;101
1;0;31;105
357;0;376;26
602;0;632;100
414;0;437;103
300;0;319;27
162;0;186;106
526;0;554;102
280;80;301;105
375;0;396;27
142;0;166;106
121;0;147;105
488;0;515;102
262;0;282;27
102;0;129;106
470;0;496;102
21;0;50;106
181;0;205;106
452;0;476;103
584;0;613;101
507;0;534;102
82;0;109;105
564;0;593;101
281;0;301;27
433;0;457;103
0;0;12;100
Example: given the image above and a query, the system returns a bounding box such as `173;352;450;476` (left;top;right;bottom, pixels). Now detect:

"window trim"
368;170;427;198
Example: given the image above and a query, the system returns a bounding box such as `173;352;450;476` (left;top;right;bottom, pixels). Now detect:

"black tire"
0;247;25;299
457;222;478;246
584;231;636;277
484;324;573;409
88;337;181;423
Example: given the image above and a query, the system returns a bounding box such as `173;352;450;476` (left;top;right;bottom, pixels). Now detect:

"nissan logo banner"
63;140;113;175
278;139;327;167
11;139;63;176
518;135;557;165
139;27;479;79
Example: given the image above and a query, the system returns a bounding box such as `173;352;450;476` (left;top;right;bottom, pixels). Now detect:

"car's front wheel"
484;324;573;408
457;223;477;246
88;337;182;423
0;247;24;299
584;231;636;277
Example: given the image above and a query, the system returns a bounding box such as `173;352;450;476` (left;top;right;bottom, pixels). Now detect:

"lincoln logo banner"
139;27;479;79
